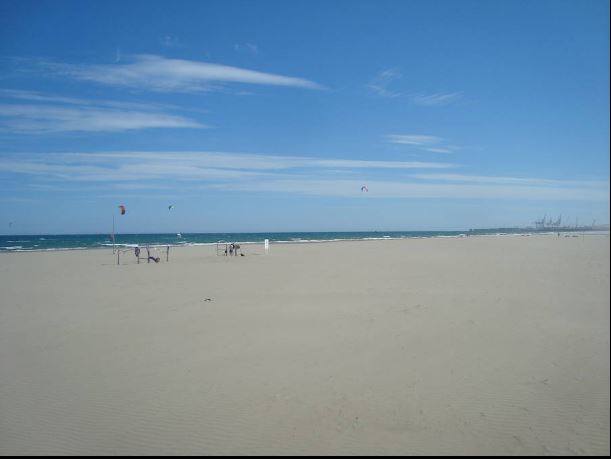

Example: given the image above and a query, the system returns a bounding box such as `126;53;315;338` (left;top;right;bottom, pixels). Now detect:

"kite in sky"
118;205;126;215
361;185;369;192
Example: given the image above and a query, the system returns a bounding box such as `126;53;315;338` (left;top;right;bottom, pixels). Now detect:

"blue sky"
0;0;609;234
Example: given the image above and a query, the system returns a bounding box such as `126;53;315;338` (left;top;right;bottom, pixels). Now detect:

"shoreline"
1;230;609;254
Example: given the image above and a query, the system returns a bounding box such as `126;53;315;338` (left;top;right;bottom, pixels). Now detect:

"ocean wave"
2;230;586;252
98;243;141;248
0;246;91;252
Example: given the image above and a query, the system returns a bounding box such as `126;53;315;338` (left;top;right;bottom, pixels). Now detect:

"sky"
0;0;609;234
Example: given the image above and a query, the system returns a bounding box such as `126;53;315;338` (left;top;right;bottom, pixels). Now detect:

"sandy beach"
0;234;609;455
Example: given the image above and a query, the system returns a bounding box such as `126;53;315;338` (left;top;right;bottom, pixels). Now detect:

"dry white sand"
0;234;609;455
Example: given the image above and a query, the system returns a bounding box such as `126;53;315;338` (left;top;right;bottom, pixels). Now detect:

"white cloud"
366;69;462;105
160;35;182;48
410;173;611;188
386;134;442;146
63;151;455;172
0;89;93;106
0;88;187;112
0;89;207;133
386;134;459;154
209;178;609;201
425;147;453;154
367;69;402;98
410;92;463;106
0;151;607;203
234;43;259;55
0;150;454;186
0;158;263;182
47;54;323;92
0;103;205;133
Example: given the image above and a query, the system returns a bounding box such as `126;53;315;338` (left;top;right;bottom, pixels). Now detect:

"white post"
264;239;269;254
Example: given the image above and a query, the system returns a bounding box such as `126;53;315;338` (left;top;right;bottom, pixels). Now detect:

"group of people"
225;242;241;256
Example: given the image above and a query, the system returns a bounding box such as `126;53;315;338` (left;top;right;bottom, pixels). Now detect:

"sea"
0;228;562;252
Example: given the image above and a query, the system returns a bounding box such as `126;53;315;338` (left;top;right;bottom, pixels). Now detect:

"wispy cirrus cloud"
386;134;442;146
66;151;454;171
410;92;463;106
367;70;462;106
424;147;454;153
234;43;259;55
42;54;324;92
367;69;403;98
0;151;607;202
0;89;206;133
210;178;609;201
0;89;93;106
410;173;611;189
0;103;205;133
159;34;183;49
0;88;210;114
386;134;457;154
0;150;454;186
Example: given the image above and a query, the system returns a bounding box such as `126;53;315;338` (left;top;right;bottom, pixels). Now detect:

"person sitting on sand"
145;246;160;263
